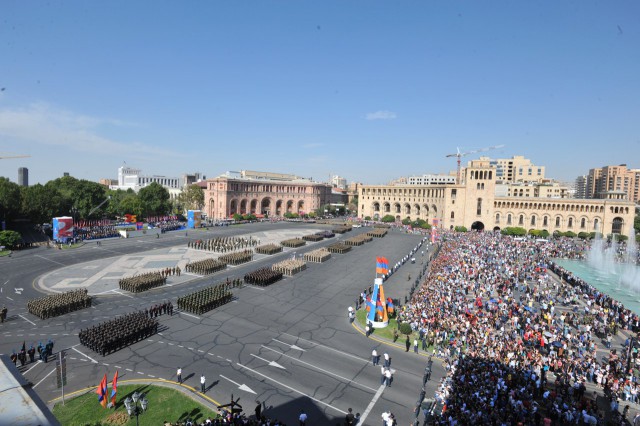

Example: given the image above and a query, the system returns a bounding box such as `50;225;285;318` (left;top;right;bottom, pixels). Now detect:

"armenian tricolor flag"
110;370;119;407
97;373;108;408
375;257;389;275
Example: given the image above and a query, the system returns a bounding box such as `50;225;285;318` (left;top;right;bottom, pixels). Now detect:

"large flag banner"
97;373;108;408
375;257;390;275
110;370;119;407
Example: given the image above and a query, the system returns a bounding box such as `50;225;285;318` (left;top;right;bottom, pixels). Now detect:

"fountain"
555;224;640;313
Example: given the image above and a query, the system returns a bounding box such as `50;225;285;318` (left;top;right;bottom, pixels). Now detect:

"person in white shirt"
177;367;182;384
298;410;308;425
200;374;206;393
372;349;378;366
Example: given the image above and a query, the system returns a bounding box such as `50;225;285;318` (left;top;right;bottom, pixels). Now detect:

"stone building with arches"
204;172;333;219
358;158;636;237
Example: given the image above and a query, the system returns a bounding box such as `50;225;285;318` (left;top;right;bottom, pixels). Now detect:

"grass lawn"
53;384;219;426
0;250;11;257
355;309;439;354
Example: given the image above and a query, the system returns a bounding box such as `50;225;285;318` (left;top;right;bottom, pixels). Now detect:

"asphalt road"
0;223;443;426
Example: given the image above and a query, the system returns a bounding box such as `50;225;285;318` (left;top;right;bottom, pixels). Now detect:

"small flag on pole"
110;370;118;407
97;373;108;408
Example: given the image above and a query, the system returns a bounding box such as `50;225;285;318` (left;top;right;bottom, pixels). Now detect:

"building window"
507;214;512;225
568;217;573;228
495;213;500;224
476;198;482;215
555;217;560;227
543;216;548;227
519;215;524;225
451;211;455;219
531;216;536;226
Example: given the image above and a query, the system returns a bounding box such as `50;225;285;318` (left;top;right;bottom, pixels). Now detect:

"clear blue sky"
1;1;639;185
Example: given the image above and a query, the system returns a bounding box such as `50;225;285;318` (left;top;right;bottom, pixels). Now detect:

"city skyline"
1;1;639;185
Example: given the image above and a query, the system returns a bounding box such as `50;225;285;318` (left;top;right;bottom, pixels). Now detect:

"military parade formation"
303;248;331;263
255;243;282;255
176;282;234;315
188;236;260;252
280;238;306;248
218;249;253;266
272;258;307;276
27;289;92;319
244;267;283;287
79;312;158;356
327;242;351;254
185;258;227;275
118;271;167;293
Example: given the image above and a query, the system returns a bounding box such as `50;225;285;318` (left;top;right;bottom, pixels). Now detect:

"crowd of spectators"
397;231;639;425
75;225;120;240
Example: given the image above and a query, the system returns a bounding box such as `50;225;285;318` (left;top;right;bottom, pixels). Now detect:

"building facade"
486;155;546;183
17;167;28;187
586;164;640;203
407;174;456;185
359;158;635;238
204;172;333;219
116;166;181;190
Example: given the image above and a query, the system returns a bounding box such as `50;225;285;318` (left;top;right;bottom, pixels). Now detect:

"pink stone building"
204;172;333;219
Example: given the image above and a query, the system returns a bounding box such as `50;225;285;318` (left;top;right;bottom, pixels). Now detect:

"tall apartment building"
586;164;640;202
482;155;546;183
331;175;347;189
574;175;587;199
17;167;28;187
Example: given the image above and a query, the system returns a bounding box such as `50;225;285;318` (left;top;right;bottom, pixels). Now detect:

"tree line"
0;176;204;225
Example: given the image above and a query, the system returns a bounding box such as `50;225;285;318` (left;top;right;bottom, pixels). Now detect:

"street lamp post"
124;391;148;426
70;207;78;239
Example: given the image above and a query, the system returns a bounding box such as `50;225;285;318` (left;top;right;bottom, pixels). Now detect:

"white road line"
237;363;347;415
137;372;145;375
126;368;133;372
260;346;377;391
35;255;66;266
148;375;155;378
208;353;215;356
178;345;184;348
24;360;43;374
33;368;57;388
110;290;134;299
281;332;368;362
2;280;8;286
178;311;200;320
6;296;14;301
168;343;174;346
115;365;123;369
197;350;204;353
188;347;194;350
18;315;36;326
71;347;98;364
358;384;386;426
244;285;266;291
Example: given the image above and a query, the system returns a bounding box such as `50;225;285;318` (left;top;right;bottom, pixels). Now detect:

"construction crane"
0;153;31;159
446;145;504;184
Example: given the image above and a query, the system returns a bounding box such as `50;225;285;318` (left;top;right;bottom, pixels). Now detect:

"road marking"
197;350;204;353
219;374;256;394
168;343;174;346
137;372;145;375
103;363;110;366
178;345;184;348
110;290;134;299
208;353;215;356
14;287;23;295
115;365;123;369
126;368;133;372
24;360;43;374
148;375;155;378
282;332;368;362
238;363;347;414
359;384;386;426
261;346;376;390
188;347;194;350
178;311;200;320
33;368;57;388
6;296;13;301
18;315;36;326
250;353;286;370
35;255;66;266
71;347;98;364
272;339;305;352
244;285;266;291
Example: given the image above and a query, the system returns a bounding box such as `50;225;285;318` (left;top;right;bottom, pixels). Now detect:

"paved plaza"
0;223;434;426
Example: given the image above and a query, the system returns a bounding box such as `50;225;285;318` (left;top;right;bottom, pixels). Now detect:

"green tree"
21;184;68;224
501;227;527;236
178;184;205;214
46;176;107;219
138;183;170;218
0;177;22;222
398;323;413;335
118;194;143;219
105;188;137;219
402;217;411;225
232;213;243;221
454;226;467;232
0;230;22;248
381;214;396;223
364;216;371;221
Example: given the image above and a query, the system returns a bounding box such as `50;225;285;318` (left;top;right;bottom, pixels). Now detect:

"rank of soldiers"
255;244;283;255
302;234;324;242
280;238;306;248
185;258;227;275
244;267;283;287
367;228;388;237
218;249;253;266
345;234;373;246
188;236;259;252
317;230;335;238
303;248;332;263
373;224;391;229
176;282;233;315
272;258;307;276
27;289;92;319
78;312;158;356
332;226;352;234
118;271;167;293
327;242;352;254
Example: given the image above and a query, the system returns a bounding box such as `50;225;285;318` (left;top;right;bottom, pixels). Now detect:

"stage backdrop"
53;216;74;241
187;210;202;229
